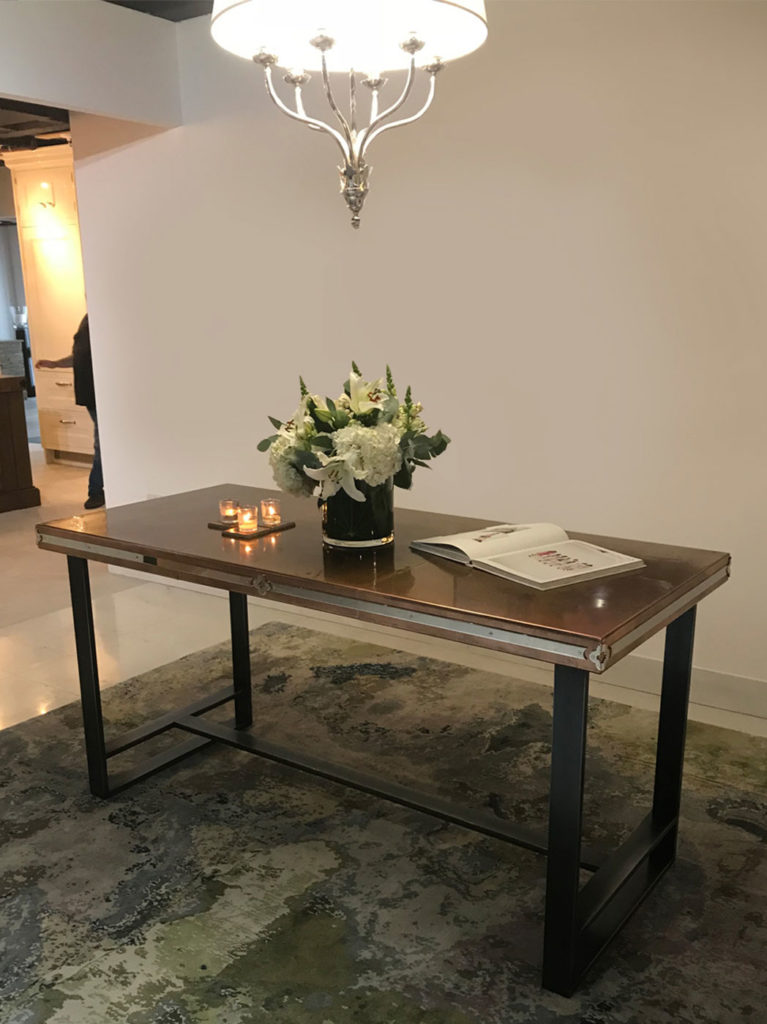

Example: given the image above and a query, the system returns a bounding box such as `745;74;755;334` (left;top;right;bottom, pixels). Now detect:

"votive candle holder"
219;499;239;525
237;505;260;534
260;498;281;526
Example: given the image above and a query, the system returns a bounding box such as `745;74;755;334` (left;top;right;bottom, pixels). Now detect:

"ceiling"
0;98;70;153
103;0;213;20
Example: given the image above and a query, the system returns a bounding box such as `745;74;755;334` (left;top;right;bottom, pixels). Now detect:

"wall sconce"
35;181;55;208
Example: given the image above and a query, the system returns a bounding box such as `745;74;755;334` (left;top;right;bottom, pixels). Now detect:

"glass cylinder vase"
322;478;394;548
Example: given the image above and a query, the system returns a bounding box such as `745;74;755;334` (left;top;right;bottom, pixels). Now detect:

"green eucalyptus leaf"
381;395;399;423
267;416;283;430
428;431;450;457
293;449;321;470
412;435;433;459
257;435;278;452
393;462;413;489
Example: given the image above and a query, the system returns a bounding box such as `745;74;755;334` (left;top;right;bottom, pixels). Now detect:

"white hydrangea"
268;435;315;497
333;421;402;487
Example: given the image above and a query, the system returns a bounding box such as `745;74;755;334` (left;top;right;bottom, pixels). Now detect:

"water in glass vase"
322;479;394;548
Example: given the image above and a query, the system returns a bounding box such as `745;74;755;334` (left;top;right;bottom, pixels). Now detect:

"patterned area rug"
1;621;765;1024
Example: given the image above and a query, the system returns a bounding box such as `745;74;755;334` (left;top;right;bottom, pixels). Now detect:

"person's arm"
36;354;74;369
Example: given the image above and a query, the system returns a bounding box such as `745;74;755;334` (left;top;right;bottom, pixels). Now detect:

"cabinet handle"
59;418;77;424
55;381;73;387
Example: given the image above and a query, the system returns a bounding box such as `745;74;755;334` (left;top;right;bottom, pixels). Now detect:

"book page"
477;540;643;585
411;523;567;563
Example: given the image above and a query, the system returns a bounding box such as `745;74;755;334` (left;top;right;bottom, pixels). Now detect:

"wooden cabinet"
2;147;89;462
0;376;40;511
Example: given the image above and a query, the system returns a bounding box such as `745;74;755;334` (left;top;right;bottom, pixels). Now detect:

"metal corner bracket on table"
64;549;700;998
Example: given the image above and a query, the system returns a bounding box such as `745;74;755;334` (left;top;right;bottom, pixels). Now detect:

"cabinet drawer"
35;369;77;409
39;408;94;455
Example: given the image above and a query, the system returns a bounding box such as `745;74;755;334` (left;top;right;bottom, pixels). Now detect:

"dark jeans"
87;407;103;497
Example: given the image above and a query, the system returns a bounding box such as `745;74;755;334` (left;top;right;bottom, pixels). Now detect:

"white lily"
348;371;386;416
304;454;366;502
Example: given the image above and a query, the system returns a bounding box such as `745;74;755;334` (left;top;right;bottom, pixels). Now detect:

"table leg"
541;606;698;995
652;606;697;847
229;591;253;729
67;556;109;797
542;664;589;994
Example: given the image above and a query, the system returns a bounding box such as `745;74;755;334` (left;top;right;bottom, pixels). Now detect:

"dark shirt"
72;315;95;409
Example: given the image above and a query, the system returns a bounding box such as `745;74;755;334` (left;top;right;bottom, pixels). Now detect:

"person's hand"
35;359;56;369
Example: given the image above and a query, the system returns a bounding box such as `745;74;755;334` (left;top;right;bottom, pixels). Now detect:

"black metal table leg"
542;664;589;994
229;591;252;729
540;606;699;995
67;556;109;797
652;606;697;847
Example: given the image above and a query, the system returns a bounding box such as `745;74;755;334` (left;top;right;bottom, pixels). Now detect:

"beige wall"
10;2;767;693
0;0;181;126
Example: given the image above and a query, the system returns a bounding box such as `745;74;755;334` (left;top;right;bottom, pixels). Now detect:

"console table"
36;485;730;996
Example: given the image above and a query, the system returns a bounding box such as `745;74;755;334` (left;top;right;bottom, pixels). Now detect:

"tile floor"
1;447;764;739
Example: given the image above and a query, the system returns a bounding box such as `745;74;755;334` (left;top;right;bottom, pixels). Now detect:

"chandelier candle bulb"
261;498;282;525
236;506;260;534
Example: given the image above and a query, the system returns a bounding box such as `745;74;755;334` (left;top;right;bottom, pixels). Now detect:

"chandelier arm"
320;53;354;153
369;88;379;124
349;70;357;136
263;67;350;160
294;85;307;119
357;58;416;153
361;73;438;158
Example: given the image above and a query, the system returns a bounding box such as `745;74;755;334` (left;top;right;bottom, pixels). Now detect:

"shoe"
84;493;105;510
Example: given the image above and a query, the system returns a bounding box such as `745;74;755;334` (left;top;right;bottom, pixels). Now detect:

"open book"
410;522;644;590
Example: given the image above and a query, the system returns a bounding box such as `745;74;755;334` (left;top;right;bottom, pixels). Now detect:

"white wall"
0;0;181;126
14;2;767;694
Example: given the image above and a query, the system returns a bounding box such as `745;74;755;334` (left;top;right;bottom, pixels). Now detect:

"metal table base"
66;553;697;997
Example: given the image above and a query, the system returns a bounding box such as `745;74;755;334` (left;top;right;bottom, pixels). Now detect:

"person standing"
36;314;104;509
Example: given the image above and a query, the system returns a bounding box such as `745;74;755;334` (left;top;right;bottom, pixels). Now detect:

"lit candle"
237;505;260;534
261;498;282;526
219;499;240;525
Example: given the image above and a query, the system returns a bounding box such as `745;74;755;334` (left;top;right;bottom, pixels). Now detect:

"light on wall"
210;0;488;228
34;181;56;208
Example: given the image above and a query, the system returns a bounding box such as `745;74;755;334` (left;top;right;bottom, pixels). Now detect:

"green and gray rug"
1;621;765;1024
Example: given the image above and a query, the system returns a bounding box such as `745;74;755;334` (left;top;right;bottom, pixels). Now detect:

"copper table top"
36;484;730;674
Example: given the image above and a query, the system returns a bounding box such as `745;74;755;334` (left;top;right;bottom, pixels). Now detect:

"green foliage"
299;376;309;398
396;427;452;490
292;448;321;471
386;365;397;396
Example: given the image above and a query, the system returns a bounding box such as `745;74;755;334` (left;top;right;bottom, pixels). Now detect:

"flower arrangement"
258;363;450;502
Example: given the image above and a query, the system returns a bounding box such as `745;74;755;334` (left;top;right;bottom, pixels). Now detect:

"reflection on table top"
37;484;730;665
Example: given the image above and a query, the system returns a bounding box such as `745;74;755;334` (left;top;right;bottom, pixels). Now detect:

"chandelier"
211;0;488;228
